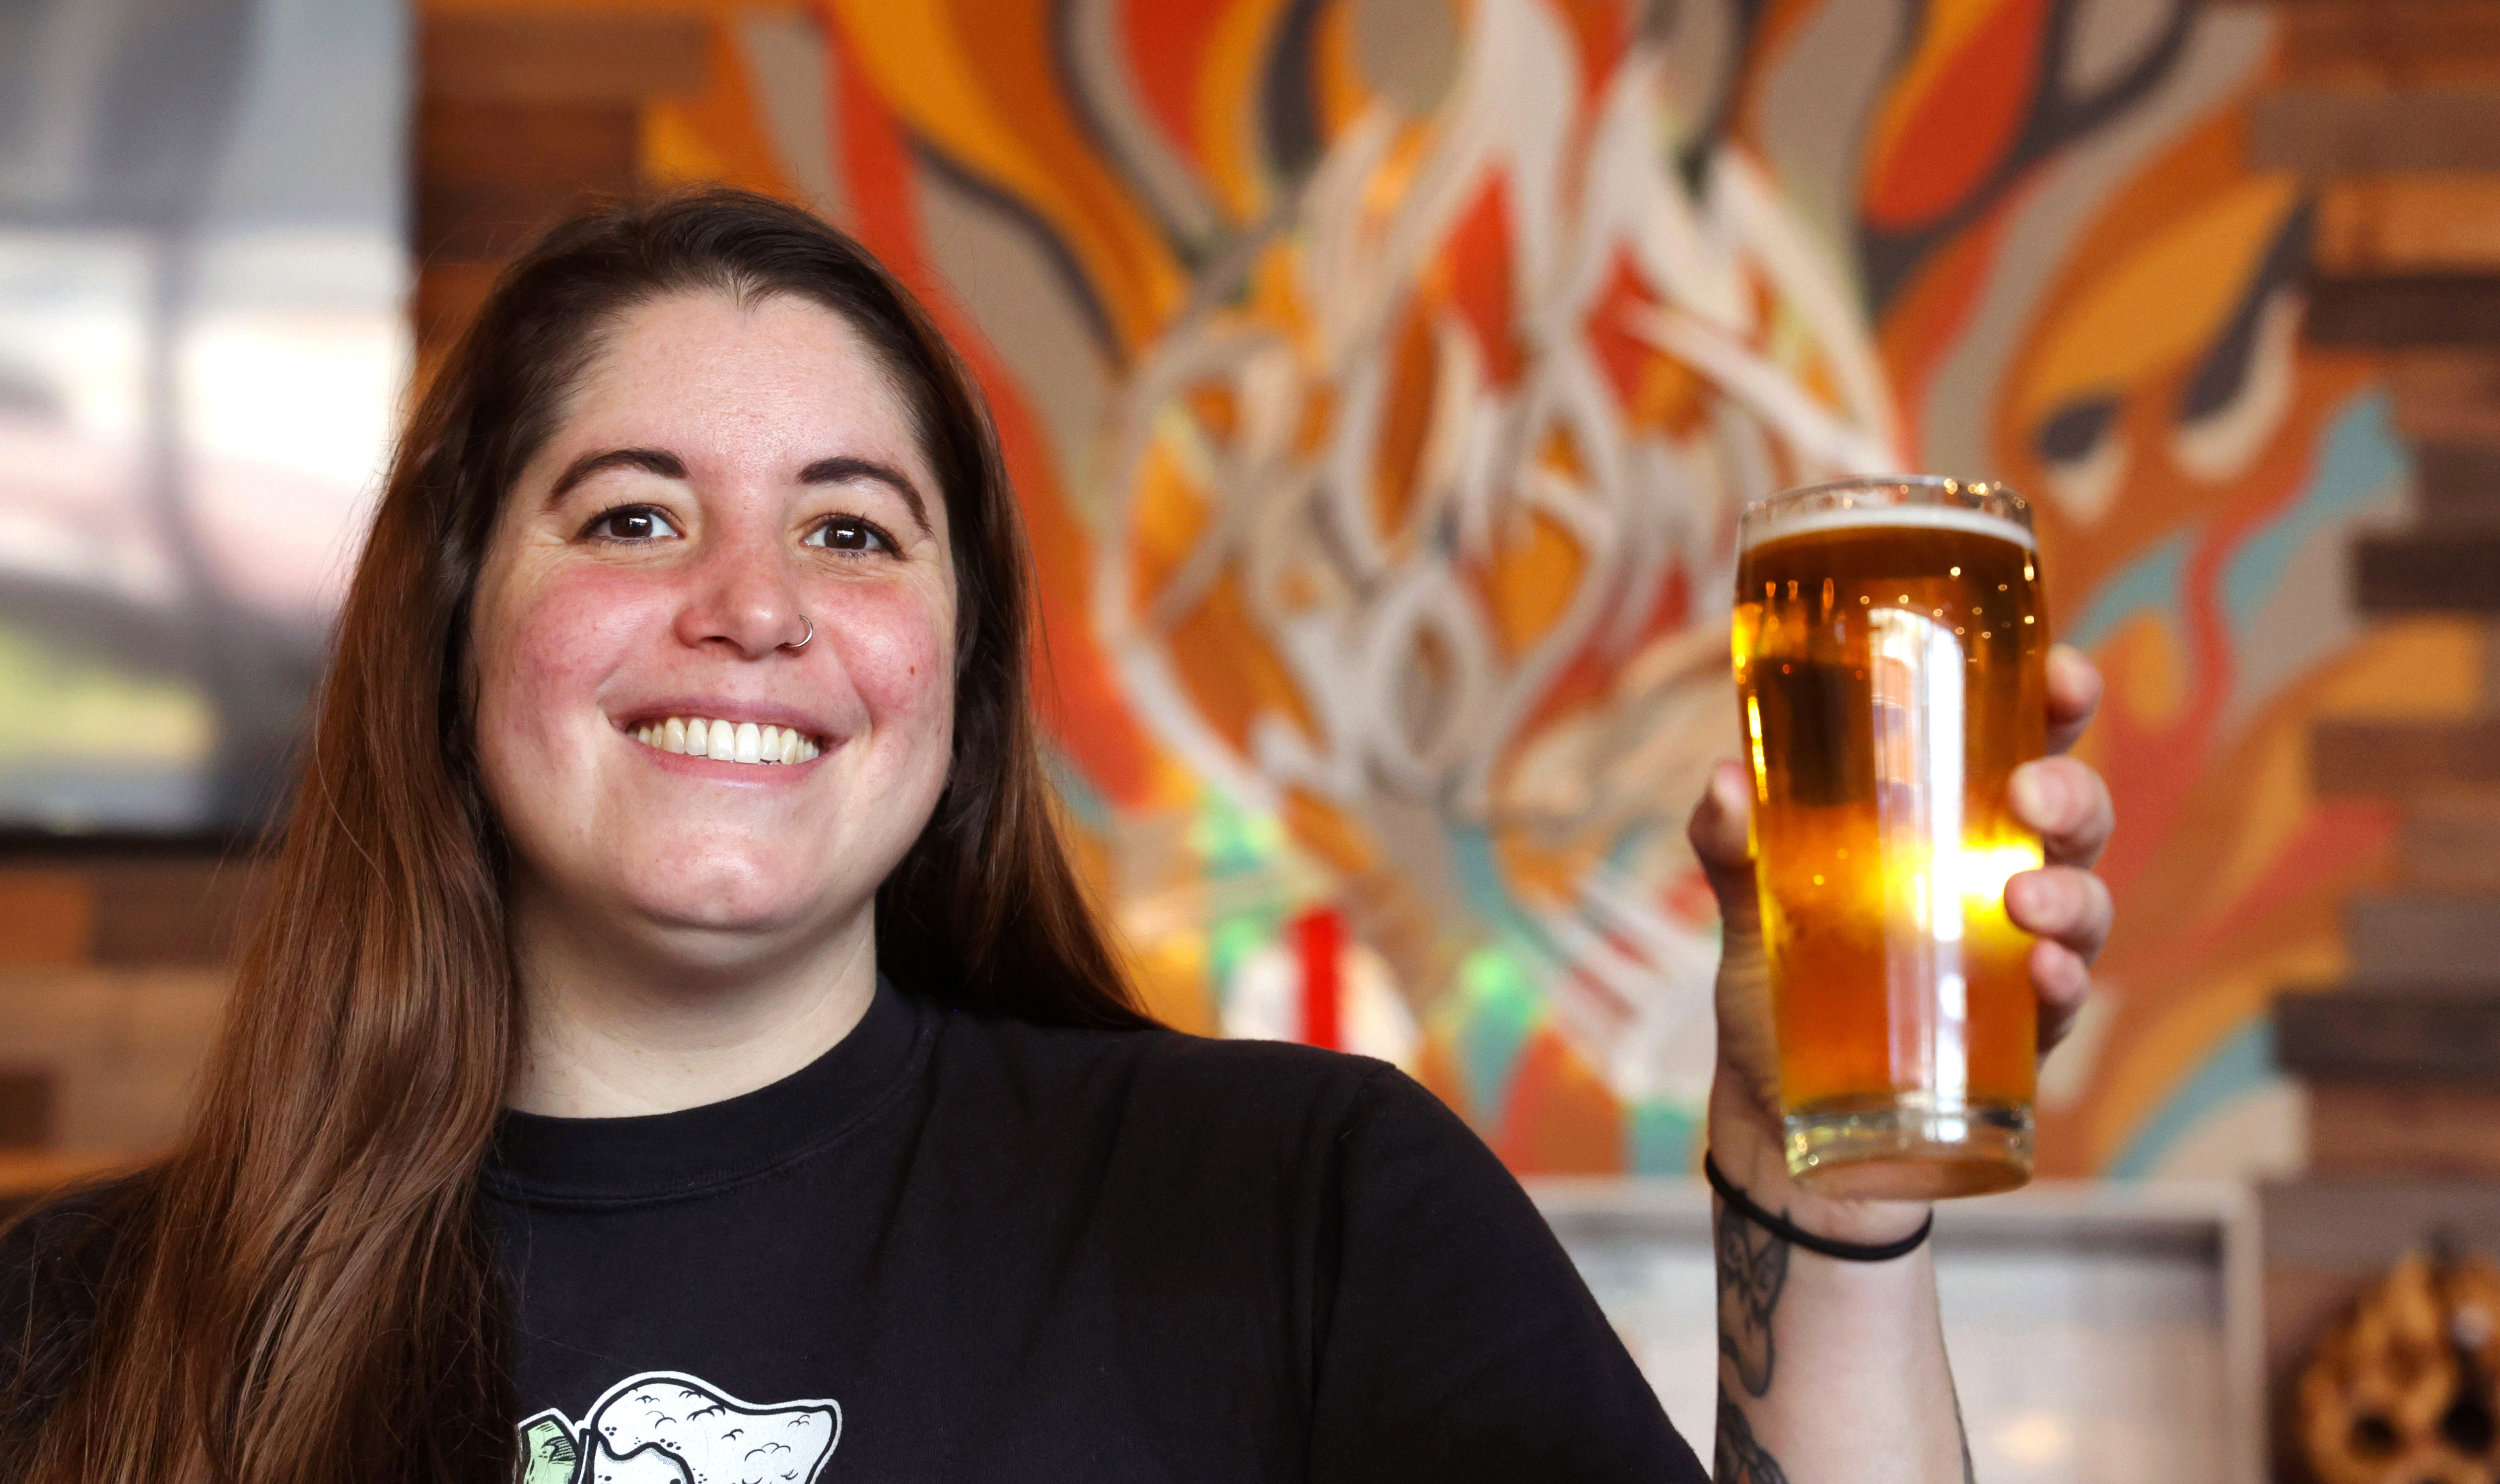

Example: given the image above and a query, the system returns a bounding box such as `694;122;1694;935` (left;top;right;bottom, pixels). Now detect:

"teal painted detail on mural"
1187;791;1286;875
2222;390;2410;638
2066;530;2193;653
1205;914;1272;1012
1445;946;1543;1125
1184;791;1294;1022
1449;826;1531;930
1442;831;1568;1127
1627;1099;1700;1175
1040;744;1112;834
2108;1016;2273;1178
1447;826;1570;1000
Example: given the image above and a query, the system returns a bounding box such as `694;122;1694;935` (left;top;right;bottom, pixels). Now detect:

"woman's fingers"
2010;865;2107;1054
2032;937;2095;1052
2009;863;2113;966
2008;863;2113;962
1691;761;1780;1112
2045;644;2103;756
1686;760;1758;923
2029;646;2109;1051
2010;755;2114;869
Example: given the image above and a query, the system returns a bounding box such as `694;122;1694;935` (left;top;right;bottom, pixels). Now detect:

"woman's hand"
1687;643;2115;1234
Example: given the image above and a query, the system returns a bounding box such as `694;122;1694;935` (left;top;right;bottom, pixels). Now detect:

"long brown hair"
2;189;1150;1482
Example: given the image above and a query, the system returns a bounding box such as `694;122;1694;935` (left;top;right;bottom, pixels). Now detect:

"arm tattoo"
1716;1202;1791;1398
1715;1391;1793;1484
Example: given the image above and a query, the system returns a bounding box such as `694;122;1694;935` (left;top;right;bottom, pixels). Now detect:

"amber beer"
1733;477;2048;1199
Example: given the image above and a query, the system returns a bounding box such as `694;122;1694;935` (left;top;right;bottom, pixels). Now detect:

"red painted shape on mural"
2134;797;2394;988
1865;0;2049;232
1584;245;1658;412
2091;442;2325;898
1492;1027;1627;1175
828;25;929;296
1500;559;1693;752
1443;177;1523;387
824;20;1159;806
2039;790;2394;1176
1549;0;1631;96
1120;0;1230;175
1636;565;1691;647
1663;867;1718;930
2089;705;2197;902
1293;905;1343;1050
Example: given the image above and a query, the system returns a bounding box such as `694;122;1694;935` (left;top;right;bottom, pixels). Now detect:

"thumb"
1686;759;1760;941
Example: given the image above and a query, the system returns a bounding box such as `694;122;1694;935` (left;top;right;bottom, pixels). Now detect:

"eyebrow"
545;447;932;536
548;447;686;504
801;455;930;536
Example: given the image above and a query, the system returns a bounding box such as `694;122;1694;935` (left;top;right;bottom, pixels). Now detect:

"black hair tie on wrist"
1703;1152;1935;1262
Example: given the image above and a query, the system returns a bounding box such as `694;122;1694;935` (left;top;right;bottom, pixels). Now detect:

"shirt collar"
485;974;930;1206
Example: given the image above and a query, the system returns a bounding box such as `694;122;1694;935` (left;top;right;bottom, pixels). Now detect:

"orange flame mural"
520;0;2478;1178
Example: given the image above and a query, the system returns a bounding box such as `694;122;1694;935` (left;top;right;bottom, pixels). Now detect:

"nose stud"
782;615;813;651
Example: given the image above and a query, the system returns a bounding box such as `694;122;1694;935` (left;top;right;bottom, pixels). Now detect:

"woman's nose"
672;531;808;658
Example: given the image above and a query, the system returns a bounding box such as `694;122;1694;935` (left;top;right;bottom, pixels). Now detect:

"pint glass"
1732;477;2048;1199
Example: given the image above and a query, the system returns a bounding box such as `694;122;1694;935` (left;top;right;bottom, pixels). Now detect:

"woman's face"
470;290;957;963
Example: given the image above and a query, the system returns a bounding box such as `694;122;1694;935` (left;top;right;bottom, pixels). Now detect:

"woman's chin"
540;849;874;948
623;874;852;936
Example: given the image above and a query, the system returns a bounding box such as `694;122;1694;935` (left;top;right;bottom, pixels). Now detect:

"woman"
0;191;2110;1483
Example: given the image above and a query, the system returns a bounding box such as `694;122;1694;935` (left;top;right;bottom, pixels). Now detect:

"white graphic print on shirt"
515;1371;841;1484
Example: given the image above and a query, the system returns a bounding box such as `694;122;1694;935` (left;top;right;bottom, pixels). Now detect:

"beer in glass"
1732;477;2047;1199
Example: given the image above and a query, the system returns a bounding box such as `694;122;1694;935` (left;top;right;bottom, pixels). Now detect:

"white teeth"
637;716;816;767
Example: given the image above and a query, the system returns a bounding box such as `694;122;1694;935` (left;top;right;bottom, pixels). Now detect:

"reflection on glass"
0;0;406;832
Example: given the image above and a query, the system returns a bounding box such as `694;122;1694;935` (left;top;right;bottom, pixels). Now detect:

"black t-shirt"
5;981;1704;1483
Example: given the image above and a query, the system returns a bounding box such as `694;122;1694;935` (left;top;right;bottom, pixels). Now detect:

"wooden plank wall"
414;10;708;377
0;855;257;1212
2254;2;2500;1477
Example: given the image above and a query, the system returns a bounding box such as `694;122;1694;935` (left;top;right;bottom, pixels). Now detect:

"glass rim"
1738;474;2034;551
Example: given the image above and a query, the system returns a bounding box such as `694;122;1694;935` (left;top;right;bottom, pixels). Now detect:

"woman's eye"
807;518;896;554
584;506;681;541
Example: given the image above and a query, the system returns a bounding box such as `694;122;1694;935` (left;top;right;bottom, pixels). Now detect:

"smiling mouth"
632;716;823;766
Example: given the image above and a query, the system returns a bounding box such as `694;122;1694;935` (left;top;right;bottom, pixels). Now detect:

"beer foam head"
1740;497;2036;553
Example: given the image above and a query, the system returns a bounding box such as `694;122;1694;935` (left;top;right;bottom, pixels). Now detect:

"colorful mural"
439;0;2485;1179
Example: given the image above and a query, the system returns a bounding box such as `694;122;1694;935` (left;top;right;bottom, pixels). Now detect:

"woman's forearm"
1707;1081;1972;1484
